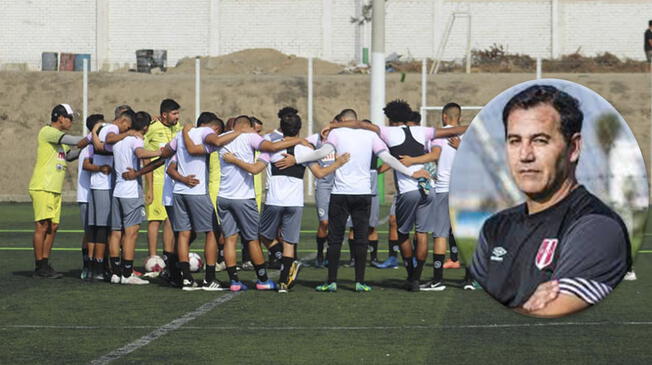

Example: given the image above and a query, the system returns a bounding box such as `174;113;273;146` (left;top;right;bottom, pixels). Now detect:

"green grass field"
1;202;651;364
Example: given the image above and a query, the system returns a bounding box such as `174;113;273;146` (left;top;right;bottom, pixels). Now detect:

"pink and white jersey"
112;136;144;199
76;145;92;203
172;127;215;195
307;133;336;189
379;126;435;194
218;132;265;199
431;126;461;193
90;124;119;190
259;143;312;207
326;128;387;195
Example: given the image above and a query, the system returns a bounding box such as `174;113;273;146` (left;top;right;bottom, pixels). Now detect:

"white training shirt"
431;126;461;193
263;129;285;191
76;145;92;203
378;126;435;194
162;154;177;206
306;133;336;189
112;136;144;199
218;132;265;199
259;143;312;207
325;128;387;195
171;127;215;195
90;124;119;190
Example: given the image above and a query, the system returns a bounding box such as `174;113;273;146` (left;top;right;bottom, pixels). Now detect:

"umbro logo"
490;246;507;262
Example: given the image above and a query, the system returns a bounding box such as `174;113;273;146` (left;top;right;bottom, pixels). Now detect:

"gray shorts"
172;193;219;233
315;186;332;222
78;202;89;233
111;196;145;231
396;190;436;234
89;189;112;227
432;192;451;238
259;205;303;244
389;194;397;216
346;193;380;228
217;197;259;241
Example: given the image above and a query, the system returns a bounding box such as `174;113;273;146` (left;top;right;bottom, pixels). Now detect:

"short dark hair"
160;99;180;114
280;113;302;137
86;114;104;131
278;106;298;119
132;111;151;131
339;108;357;121
502;85;582;143
114;105;132;120
197;112;218;126
251;116;263;126
649;19;652;26
383;100;412;123
442;102;461;124
411;111;421;124
120;109;137;124
234;115;253;128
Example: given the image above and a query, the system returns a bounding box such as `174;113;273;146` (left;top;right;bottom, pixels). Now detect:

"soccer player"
184;115;309;291
228;109;350;293
78;114;107;280
29;104;90;278
471;85;631;317
143;99;182;264
327;101;467;291
292;108;431;292
108;111;162;285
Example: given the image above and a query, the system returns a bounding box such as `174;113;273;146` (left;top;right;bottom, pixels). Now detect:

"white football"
144;255;166;272
189;252;203;272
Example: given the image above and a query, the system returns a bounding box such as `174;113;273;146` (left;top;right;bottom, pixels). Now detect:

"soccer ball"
144;255;166;272
189;252;203;272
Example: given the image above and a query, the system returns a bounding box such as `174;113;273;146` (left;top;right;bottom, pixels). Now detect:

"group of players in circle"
29;98;469;293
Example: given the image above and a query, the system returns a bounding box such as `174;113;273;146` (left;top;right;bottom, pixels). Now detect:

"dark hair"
442;102;461;124
132;111;151;131
277;106;298;119
197;112;218;126
411;111;421;124
160;99;180;114
649;19;652;26
120;109;137;124
251;116;263;126
334;113;342;122
234;115;253;128
502;85;582;143
383;100;412;123
86;114;104;131
114;105;132;120
280;113;302;137
338;108;357;121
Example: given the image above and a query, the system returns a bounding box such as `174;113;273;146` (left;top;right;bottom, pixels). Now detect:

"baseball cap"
51;104;74;121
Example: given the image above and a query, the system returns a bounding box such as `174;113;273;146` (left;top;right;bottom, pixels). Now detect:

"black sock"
93;257;104;275
403;256;415;281
162;251;173;269
110;257;120;275
205;265;215;282
268;244;282;262
178;261;193;281
369;240;378;261
347;239;354;261
82;248;90;268
433;254;445;282
353;244;368;283
121;260;134;277
42;258;49;267
414;259;425;282
35;259;44;270
226;266;239;282
464;267;472;282
389;240;399;257
327;243;342;283
254;263;268;282
279;256;294;284
316;236;326;260
449;230;459;262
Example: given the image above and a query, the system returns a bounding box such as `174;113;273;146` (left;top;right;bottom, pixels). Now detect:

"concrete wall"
1;0;650;70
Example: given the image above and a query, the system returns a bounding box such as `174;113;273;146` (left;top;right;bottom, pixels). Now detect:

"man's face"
254;123;263;134
505;104;580;200
60;116;73;131
209;123;222;134
162;110;180;125
117;117;132;132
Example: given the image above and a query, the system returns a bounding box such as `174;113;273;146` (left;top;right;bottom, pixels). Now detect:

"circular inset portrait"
449;79;648;318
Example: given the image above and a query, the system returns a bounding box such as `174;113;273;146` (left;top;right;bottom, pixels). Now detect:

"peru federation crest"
535;238;558;270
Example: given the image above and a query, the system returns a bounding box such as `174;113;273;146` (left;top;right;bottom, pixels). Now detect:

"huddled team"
29;98;472;293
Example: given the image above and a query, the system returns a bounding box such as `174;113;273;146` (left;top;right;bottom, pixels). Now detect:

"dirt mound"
169;48;345;75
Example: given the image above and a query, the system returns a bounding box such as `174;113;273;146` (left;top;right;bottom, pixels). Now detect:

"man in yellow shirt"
29;104;89;278
143;99;183;265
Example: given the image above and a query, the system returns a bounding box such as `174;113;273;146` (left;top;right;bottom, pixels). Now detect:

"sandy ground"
1;69;650;201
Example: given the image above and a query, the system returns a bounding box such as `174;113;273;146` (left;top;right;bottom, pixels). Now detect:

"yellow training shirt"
144;119;182;183
28;125;71;193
